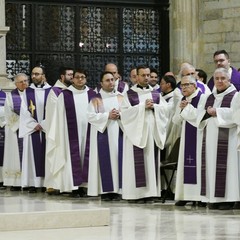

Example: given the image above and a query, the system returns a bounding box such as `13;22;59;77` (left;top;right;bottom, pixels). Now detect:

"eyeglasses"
74;76;86;79
31;72;43;76
180;83;194;88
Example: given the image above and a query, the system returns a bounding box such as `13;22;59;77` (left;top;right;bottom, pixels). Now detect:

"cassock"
120;85;168;200
0;90;6;182
48;85;96;193
87;89;123;196
44;80;67;189
197;84;240;203
19;83;51;188
172;89;206;201
3;89;24;186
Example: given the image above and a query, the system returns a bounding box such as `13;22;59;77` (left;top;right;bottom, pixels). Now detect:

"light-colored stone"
0;208;110;231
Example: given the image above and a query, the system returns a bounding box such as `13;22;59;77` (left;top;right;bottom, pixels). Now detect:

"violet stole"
183;91;202;184
201;90;237;197
51;86;62;97
81;89;97;182
117;81;125;93
26;87;50;177
126;89;160;188
63;90;83;186
11;89;23;165
0;91;6;166
94;94;114;192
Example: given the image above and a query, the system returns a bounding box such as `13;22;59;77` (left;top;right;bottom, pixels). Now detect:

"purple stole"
52;86;63;97
25;87;51;177
126;89;160;188
182;91;202;184
230;67;240;91
208;67;240;91
197;81;205;93
0;91;6;166
63;89;96;186
81;89;97;182
93;93;123;192
117;81;126;93
201;90;237;197
11;89;23;164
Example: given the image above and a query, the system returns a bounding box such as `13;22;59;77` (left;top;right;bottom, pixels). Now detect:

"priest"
3;73;29;189
19;66;51;193
197;67;239;210
120;65;168;203
87;71;123;201
48;69;96;195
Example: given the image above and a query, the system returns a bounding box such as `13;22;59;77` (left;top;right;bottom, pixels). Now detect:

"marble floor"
0;189;240;240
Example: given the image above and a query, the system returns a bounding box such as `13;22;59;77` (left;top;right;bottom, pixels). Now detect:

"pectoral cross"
29;100;36;117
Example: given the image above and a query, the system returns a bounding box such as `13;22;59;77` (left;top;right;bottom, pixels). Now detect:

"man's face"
105;64;118;81
72;72;86;90
15;75;29;91
180;76;196;97
130;69;137;85
31;67;44;85
148;72;158;87
214;71;230;92
137;68;150;87
181;68;196;78
62;70;73;86
214;53;230;69
101;73;115;92
160;78;169;93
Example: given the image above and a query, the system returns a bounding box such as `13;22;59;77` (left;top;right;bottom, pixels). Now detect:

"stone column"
169;0;203;75
0;0;14;90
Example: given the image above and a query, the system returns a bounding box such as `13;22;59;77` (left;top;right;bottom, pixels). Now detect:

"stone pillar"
0;0;14;90
169;0;203;75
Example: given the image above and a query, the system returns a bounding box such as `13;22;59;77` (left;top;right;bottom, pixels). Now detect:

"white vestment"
197;84;240;203
0;90;6;182
19;83;51;187
87;89;123;196
44;80;67;188
173;89;207;201
48;85;94;192
3;89;24;186
232;92;240;150
162;89;182;158
120;85;168;200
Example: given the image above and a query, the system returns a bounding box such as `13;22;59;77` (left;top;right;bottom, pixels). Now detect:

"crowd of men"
1;49;240;210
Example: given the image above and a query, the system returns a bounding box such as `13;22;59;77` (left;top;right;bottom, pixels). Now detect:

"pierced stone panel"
6;53;30;79
36;4;76;52
6;1;166;86
78;54;119;88
6;3;32;51
79;7;119;53
123;8;160;53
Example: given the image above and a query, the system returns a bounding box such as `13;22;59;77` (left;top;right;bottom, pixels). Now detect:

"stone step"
0;208;110;231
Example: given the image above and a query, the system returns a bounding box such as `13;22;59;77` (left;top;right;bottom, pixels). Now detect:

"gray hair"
13;73;29;83
179;63;195;77
181;75;197;87
213;67;230;79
